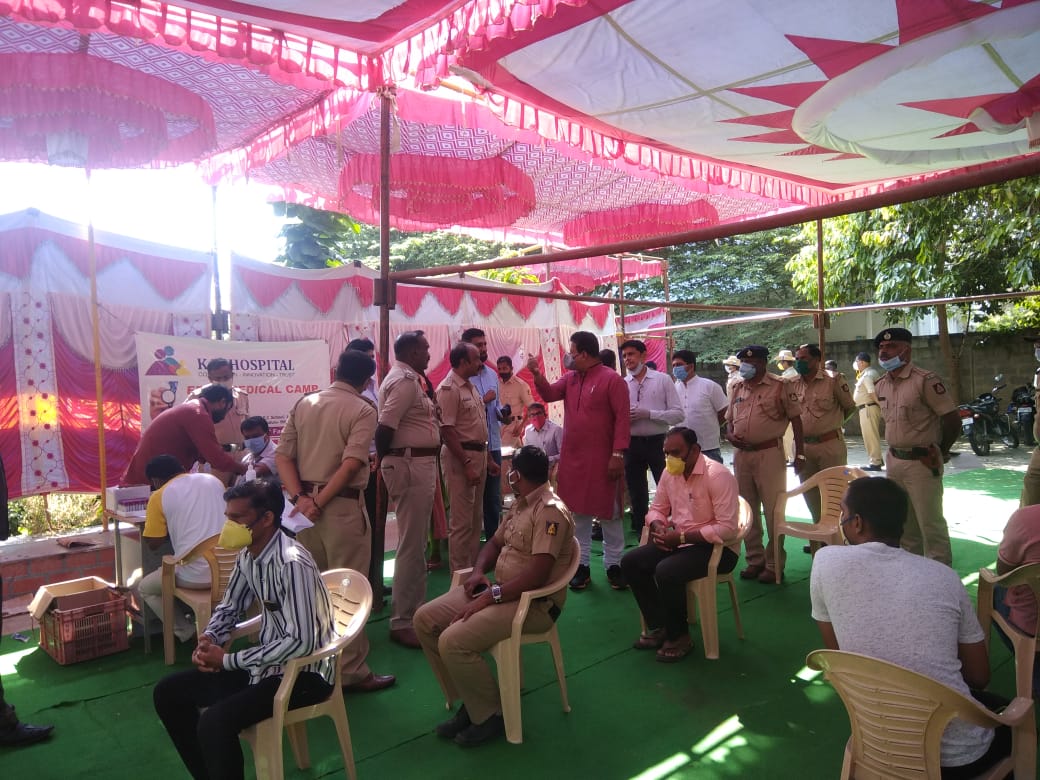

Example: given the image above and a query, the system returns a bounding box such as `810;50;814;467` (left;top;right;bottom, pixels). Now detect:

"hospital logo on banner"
145;345;190;376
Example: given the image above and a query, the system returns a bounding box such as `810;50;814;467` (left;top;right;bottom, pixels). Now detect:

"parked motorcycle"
1007;384;1037;448
958;374;1019;456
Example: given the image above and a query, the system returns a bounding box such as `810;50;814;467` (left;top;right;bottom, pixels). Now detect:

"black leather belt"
734;438;780;452
300;481;361;499
889;446;930;459
461;441;487;452
385;447;439;457
804;430;841;444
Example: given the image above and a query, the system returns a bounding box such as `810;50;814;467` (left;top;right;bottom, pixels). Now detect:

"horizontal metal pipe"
391;156;1040;281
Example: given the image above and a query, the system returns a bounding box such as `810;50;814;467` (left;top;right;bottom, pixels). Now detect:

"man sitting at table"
137;455;226;642
621;426;740;662
810;477;1008;776
153;479;338;780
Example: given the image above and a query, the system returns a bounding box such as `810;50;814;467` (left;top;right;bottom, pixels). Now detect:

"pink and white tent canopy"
0;209;213;499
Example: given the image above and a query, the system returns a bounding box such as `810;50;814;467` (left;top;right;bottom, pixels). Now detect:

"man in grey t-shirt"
810;477;1006;773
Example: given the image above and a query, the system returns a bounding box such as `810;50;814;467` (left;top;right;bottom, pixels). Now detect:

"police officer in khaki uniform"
414;445;575;747
1019;335;1040;507
185;358;250;486
874;328;960;565
376;331;441;650
275;349;395;692
437;342;497;574
725;345;803;583
792;343;856;522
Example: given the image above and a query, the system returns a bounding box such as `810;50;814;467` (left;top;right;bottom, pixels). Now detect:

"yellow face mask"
218;519;254;550
664;455;686;475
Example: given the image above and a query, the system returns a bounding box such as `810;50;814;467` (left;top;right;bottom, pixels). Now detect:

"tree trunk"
936;303;962;402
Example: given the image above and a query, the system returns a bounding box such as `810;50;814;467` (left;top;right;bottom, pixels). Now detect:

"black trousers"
153;667;332;780
621;542;738;641
624;434;666;531
482;449;503;538
364;467;385;607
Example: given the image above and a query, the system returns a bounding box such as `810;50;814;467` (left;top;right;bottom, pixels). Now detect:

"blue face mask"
878;355;905;372
672;365;688;382
244;436;267;456
738;362;757;380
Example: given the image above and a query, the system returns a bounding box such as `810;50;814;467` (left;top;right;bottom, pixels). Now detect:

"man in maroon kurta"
121;384;247;486
528;331;629;590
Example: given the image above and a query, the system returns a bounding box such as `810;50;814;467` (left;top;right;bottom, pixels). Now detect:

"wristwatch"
490;584;503;603
611;451;624;459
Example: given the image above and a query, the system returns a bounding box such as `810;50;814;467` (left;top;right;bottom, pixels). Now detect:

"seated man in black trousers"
153;479;337;779
621;427;741;663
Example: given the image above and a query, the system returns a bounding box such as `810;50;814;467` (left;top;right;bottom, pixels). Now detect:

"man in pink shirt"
995;503;1040;696
621;426;740;662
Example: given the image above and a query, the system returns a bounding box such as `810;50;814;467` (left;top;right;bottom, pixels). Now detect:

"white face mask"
630;361;645;375
879;354;905;372
852;361;860;372
738;362;757;380
563;353;577;370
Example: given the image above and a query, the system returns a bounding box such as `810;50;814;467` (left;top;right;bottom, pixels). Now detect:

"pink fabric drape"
0;333;22;499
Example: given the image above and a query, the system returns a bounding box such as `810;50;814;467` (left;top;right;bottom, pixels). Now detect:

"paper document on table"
280;491;314;534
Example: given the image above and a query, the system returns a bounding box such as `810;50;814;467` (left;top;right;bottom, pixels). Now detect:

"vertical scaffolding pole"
662;259;673;360
87;172;108;528
617;255;626;335
816;218;827;358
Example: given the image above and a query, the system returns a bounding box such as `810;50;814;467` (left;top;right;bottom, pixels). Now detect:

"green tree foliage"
786;175;1040;396
604;226;817;361
274;203;525;273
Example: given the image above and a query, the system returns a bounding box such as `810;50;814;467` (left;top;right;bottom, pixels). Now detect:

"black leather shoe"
606;565;628;590
0;722;54;747
454;713;505;747
435;705;471;739
342;673;396;693
861;464;883;471
569;564;591;591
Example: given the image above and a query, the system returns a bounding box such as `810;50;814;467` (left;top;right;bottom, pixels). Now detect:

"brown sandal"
656;640;693;663
632;630;665;650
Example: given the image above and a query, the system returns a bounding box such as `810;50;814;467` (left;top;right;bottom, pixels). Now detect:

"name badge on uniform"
545;521;559;536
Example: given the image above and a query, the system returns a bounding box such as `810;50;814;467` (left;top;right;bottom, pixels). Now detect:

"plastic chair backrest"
781;466;868;528
321;568;374;641
806;649;1017;780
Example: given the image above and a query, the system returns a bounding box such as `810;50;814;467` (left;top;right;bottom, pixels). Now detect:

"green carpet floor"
0;468;1026;779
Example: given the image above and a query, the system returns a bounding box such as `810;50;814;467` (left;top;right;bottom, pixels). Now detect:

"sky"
0;162;288;265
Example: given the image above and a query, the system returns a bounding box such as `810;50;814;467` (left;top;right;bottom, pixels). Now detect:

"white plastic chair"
773;465;867;583
977;562;1040;698
807;648;1036;780
232;568;372;780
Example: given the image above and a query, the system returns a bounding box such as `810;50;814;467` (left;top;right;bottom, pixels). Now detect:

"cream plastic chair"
161;534;240;664
977;562;1040;698
807;648;1036;780
638;496;752;660
233;568;372;780
772;465;868;583
436;536;580;745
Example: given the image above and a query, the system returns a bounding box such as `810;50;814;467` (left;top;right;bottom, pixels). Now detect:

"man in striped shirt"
153;480;338;780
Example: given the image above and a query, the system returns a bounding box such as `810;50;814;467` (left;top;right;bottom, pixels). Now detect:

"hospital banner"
134;334;330;437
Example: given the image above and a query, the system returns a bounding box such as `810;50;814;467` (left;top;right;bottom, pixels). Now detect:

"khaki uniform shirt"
436;370;488;445
493;484;575;611
795;370;855;437
853;366;880;405
876;362;956;449
726;373;802;444
499;375;534;437
378;361;440;449
276;382;376;490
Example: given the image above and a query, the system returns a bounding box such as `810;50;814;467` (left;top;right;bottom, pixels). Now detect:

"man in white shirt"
810;476;1008;774
670;350;728;464
235;416;277;484
138;455;227;642
522;402;562;483
621;339;683;538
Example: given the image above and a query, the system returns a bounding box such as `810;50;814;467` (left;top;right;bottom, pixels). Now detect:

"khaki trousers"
799;437;847;522
297;495;372;685
885;453;951;565
1021;448;1040;507
414;586;554;724
381;454;438;631
859;404;884;466
734;446;787;573
443;447;487;574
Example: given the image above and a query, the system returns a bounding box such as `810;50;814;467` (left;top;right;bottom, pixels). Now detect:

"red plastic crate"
39;590;130;665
